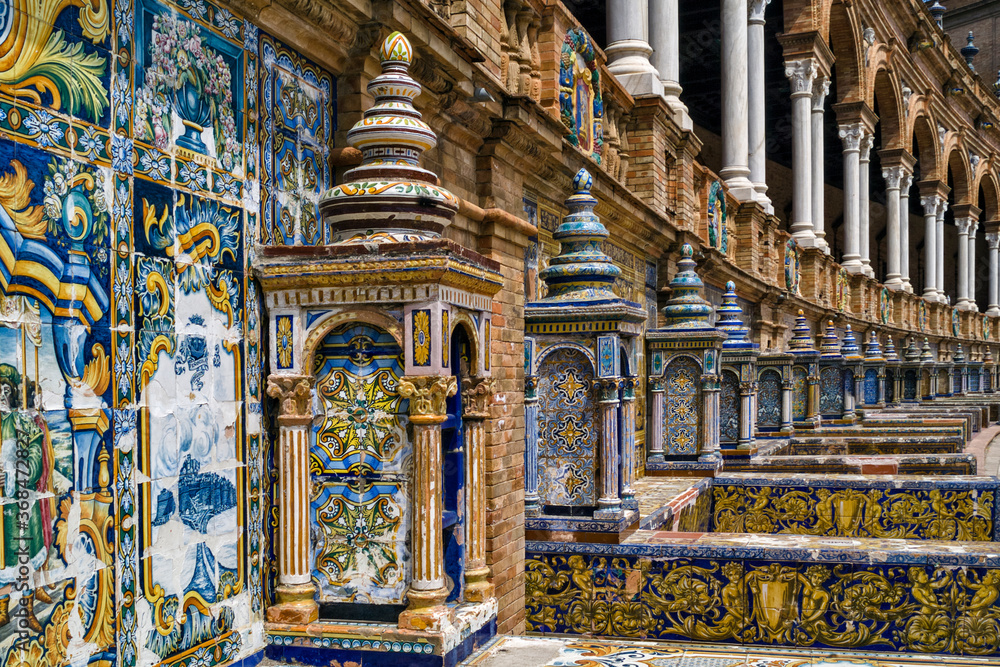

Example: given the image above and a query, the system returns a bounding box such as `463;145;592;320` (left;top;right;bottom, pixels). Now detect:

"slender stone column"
839;124;864;272
957;217;973;310
859;133;874;277
265;375;318;624
968;220;979;312
811;76;830;251
987;231;1000;316
922;196;941;300
720;0;755;200
852;372;863;417
649;0;683;111
738;381;754;449
398;375;457;629
780;378;794;433
701;373;722;457
900;171;913;292
785;59;817;246
883;166;904;289
461;377;494;602
619;378;637;509
648;377;665;462
806;367;821;426
877;370;886;406
748;0;772;210
523;377;540;516
595;379;622;516
937;202;947;302
607;0;663;96
843;370;856;421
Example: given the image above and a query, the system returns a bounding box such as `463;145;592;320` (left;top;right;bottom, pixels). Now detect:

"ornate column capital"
838;123;865;152
524;376;539;400
595;378;623;402
920;194;944;217
462;376;496;419
882;165;905;190
987;232;1000;250
621;377;637;400
784;58;817;97
267;375;314;425
811;76;830;111
956;217;974;236
859;133;874;161
900;170;914;193
399;375;457;422
649;376;666;392
748;0;770;24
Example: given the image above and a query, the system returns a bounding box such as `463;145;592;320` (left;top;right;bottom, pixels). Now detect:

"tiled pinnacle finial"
985;347;995;364
662;244;714;330
788;310;815;352
840;324;861;359
884;336;899;362
961;31;979;71
537;168;621;303
321;31;459;243
716;281;753;349
865;330;884;360
954;343;966;362
904;336;921;361
920;337;935;362
819;321;840;358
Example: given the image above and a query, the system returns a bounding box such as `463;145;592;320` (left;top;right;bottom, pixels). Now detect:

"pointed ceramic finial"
662;244;715;330
962;31;979;70
954;342;966;362
819;321;840;358
884;336;899;362
920;337;935;362
904;336;921;361
789;310;815;353
841;324;861;359
864;330;884;360
322;31;459;243
716;280;754;349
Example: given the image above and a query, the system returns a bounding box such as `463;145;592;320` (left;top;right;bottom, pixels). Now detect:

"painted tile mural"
310;324;410;604
0;0;334;662
537;347;597;507
756;369;781;428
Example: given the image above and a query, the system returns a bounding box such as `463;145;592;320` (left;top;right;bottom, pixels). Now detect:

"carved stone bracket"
462;376;496;419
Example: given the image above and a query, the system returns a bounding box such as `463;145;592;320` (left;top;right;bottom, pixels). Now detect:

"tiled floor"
461;636;1000;667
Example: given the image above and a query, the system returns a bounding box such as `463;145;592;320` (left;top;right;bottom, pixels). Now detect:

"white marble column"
968;220;979;312
811;76;829;252
859;133;874;277
839;124;864;272
748;0;771;210
900;170;913;292
921;195;941;301
957;217;972;310
937;201;948;302
883;165;904;290
785;59;817;246
649;0;685;119
720;0;755;200
987;231;1000;316
607;0;663;96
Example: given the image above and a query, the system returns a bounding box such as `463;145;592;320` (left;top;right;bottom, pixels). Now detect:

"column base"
720;174;756;202
862;265;874;278
525;499;541;518
648;453;665;464
957;299;974;311
464;568;495;603
924;290;939;301
903;282;913;293
885;277;903;290
842;258;863;273
399;588;454;632
987;307;1000;317
267;584;319;624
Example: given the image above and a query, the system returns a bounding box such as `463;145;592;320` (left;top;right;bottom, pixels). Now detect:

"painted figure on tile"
756;369;781;427
784;239;800;295
836;268;849;312
707;181;726;253
559;29;602;161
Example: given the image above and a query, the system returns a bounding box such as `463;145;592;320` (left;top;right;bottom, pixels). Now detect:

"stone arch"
534;341;597;376
910;113;940;181
947;146;973;206
303;306;403;373
827;1;865;104
975;170;1000;222
871;68;905;150
449;310;480;374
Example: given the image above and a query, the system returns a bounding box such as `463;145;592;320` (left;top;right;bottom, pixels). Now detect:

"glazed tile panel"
525;539;1000;655
0;0;334;662
719;369;739;444
310;324;410;604
538;347;598;506
710;477;997;540
818;366;841;415
791;366;807;420
756;369;781;428
663;356;700;456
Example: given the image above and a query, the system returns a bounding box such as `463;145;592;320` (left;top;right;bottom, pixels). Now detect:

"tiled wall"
0;0;333;665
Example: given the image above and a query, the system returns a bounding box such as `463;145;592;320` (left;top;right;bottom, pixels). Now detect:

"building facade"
0;0;998;665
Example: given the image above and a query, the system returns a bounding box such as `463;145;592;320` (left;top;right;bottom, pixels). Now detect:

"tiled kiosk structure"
258;34;501;664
